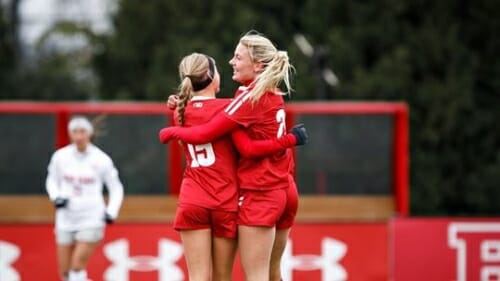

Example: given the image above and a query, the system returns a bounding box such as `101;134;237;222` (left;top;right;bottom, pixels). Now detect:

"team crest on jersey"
193;102;203;108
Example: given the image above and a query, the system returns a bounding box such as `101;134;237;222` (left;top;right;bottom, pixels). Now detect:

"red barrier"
0;223;388;281
392;218;500;281
5;218;500;280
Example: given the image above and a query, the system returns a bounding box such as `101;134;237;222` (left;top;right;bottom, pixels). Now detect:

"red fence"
0;222;389;281
0;101;409;215
2;218;500;281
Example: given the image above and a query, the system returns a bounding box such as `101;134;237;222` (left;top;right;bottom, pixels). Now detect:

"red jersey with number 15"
223;86;292;191
174;97;238;211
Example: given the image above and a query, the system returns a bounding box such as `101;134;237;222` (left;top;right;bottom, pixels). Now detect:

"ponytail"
90;114;107;143
250;50;294;102
177;77;193;126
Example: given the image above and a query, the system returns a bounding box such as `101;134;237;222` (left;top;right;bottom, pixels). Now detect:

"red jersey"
174;97;238;211
224;86;292;190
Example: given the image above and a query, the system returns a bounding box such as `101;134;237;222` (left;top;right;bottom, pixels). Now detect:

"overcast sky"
18;0;117;47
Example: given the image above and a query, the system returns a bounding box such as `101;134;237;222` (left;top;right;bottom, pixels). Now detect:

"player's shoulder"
190;97;230;110
258;90;285;112
184;97;228;122
234;86;250;97
224;87;253;115
264;88;285;102
52;144;74;159
88;144;113;163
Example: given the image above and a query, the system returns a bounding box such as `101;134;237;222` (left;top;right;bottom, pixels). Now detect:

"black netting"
87;114;170;194
0;113;170;194
0;111;395;196
0;114;55;193
294;114;393;195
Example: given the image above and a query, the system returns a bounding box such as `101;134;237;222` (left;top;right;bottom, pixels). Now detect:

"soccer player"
159;31;303;281
46;117;124;281
167;52;304;281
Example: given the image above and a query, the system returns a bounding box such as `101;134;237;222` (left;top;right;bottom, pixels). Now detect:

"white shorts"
55;228;104;245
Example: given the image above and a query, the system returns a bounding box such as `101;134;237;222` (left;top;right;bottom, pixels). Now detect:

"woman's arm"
45;154;60;201
230;128;296;158
102;159;124;220
159;113;239;144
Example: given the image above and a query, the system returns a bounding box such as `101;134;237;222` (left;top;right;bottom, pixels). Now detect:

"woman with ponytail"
168;52;303;281
160;32;306;281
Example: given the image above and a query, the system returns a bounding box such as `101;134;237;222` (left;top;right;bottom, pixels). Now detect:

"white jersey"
46;143;124;231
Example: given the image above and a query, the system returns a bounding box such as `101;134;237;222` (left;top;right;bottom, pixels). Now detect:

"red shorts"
237;188;287;227
276;175;299;229
174;204;237;238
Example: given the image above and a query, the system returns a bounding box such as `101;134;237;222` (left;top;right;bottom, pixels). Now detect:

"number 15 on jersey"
187;143;215;167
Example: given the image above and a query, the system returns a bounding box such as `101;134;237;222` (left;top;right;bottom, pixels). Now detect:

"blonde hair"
177;53;214;125
239;31;294;102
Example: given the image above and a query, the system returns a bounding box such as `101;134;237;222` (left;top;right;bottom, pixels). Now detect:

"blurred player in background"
160;31;305;281
167;52;302;281
45;116;124;281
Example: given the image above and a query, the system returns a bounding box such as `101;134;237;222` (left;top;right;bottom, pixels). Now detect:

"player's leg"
57;244;74;281
180;229;212;281
212;236;237;281
238;189;286;281
239;225;275;281
269;228;291;281
211;210;238;281
175;204;213;281
69;241;99;281
270;177;299;281
68;228;103;281
55;230;76;281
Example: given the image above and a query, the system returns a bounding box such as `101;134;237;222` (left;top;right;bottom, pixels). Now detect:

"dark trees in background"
1;0;499;215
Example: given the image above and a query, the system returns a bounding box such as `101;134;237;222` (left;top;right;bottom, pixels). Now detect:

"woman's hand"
167;95;179;110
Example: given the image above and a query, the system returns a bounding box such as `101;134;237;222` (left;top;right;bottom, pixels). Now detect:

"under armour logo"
281;237;347;281
0;240;20;281
104;238;184;281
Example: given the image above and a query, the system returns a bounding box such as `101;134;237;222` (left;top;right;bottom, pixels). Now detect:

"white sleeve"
45;153;60;201
103;159;124;219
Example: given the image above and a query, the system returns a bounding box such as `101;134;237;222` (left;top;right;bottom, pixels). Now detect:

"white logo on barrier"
0;240;20;281
448;223;500;281
104;238;184;281
281;237;347;281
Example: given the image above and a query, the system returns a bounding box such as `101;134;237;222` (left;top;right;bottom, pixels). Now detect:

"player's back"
173;97;238;211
